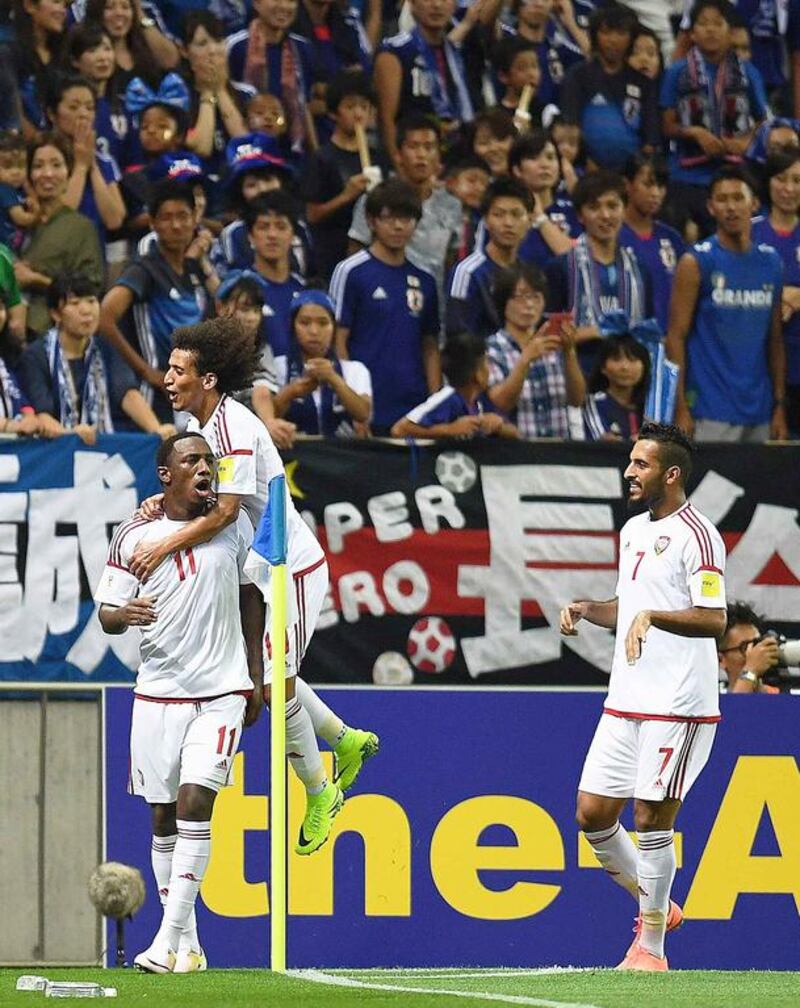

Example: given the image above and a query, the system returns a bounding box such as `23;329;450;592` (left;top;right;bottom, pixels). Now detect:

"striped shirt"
486;328;572;439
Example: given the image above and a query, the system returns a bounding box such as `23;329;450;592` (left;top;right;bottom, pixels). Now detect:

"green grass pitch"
1;967;798;1007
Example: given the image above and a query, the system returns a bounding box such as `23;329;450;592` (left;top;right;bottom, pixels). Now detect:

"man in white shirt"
127;318;379;860
560;422;727;972
96;433;264;974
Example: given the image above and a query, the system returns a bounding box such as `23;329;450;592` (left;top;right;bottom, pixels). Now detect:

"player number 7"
632;551;645;579
657;747;674;777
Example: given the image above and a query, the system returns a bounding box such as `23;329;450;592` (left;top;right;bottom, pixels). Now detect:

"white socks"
285;695;326;794
294;677;345;745
636;830;676;958
151;834;198;952
584;822;640;900
154;820;211;953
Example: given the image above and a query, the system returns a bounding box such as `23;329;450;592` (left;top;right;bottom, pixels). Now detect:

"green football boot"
295;781;344;856
333;727;380;793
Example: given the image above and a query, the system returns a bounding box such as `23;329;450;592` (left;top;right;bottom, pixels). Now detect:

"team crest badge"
406;286;424;313
654;536;671;555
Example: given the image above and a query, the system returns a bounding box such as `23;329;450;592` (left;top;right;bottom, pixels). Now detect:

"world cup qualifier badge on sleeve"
217;457;234;484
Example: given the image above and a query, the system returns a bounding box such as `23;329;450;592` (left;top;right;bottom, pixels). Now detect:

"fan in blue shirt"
666;166;787;442
751;151;800;436
392;329;518;440
620;154;685;334
330;178;441;435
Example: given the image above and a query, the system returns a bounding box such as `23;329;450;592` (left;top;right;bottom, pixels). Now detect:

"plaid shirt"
486;328;571;439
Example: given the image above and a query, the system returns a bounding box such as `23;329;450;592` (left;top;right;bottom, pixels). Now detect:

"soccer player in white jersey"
128;317;379;857
559;422;727;972
96;433;265;974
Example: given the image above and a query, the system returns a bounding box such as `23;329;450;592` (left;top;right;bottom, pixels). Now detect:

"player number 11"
173;547;197;581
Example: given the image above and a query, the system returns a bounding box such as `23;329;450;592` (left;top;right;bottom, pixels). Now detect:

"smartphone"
546;312;572;336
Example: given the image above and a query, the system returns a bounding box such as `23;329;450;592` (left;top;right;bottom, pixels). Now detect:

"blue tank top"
687;234;782;425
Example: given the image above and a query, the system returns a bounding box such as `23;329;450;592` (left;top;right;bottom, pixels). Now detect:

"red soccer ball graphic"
406;616;457;674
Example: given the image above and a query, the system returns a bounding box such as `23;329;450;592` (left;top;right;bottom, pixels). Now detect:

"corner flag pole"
265;474;288;973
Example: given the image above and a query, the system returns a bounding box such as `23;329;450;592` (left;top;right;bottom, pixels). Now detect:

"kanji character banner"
1;435;798;684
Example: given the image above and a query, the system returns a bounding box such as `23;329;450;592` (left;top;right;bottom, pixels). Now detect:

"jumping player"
96;433;263;974
129;318;379;858
560;422;727;971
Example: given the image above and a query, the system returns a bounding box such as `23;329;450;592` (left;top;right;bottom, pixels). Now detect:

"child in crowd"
391;330;518;440
493;36;552;133
273;288;372;437
0;133;38;251
471;108;518;179
628;25;663;82
549;116;583;193
304;70;384;283
582;332;650;440
445;155;491;261
216;269;297;449
560;4;659;171
245;93;288;141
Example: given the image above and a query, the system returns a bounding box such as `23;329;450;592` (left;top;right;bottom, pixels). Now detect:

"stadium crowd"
0;0;798;444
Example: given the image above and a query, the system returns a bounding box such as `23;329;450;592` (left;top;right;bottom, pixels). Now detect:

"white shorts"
578;713;717;802
129;692;246;803
263;558;327;683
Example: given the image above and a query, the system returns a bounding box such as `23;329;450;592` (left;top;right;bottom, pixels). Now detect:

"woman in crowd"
582;332;650;441
47;75;126;241
182;12;249;213
273;289;371;436
487;262;585;439
14;0;68;135
84;0;178;85
14;134;103;338
751;151;800;437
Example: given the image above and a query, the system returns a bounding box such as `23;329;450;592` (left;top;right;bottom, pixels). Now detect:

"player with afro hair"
170;317;259;395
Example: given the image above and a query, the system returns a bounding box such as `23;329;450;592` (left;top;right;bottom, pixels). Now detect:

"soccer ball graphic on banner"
406;617;457;674
435;451;477;494
372;651;414;685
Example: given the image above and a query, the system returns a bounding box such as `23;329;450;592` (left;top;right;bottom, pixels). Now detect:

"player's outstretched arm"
129;494;242;582
624;606;727;664
560;598;618;635
98;597;157;635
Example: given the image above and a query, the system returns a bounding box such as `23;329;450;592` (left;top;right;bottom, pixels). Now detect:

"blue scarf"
567;235;645;330
0;356;26;419
412;26;473;123
676;46;751;168
44;328;113;431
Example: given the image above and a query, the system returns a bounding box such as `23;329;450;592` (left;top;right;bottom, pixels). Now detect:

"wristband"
140;15;156;28
531;213;548;230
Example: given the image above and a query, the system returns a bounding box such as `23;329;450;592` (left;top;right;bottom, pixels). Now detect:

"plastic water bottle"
45;981;117;998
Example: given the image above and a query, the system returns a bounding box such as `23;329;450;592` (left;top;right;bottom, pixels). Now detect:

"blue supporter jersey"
227;30;314;102
405;385;501;428
519;197;581;269
659;57;768;186
582;389;642;441
210;219;315;280
259;272;306;357
619;221;684;333
751;215;800;386
330;250;439;429
80;152;122;246
116;244;208;373
446;251;504;340
687;234;782;425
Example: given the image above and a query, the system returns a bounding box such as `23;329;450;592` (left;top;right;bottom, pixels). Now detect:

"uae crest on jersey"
654;536;671;555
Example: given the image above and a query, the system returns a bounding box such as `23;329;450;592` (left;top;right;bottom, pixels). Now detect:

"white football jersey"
94;512;254;699
606;501;726;720
188;394;323;573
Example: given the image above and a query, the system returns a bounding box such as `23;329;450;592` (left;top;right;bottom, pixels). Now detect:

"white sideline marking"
293;968;603;1008
345;968;598;979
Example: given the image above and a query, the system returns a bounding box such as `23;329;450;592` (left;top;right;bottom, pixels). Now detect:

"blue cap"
225;132;293;185
289;288;335;320
147;151;204;184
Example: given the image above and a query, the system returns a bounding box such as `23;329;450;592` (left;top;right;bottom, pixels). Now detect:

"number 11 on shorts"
217;726;236;757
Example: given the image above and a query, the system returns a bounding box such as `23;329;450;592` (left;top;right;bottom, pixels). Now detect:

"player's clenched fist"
560;601;587;635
